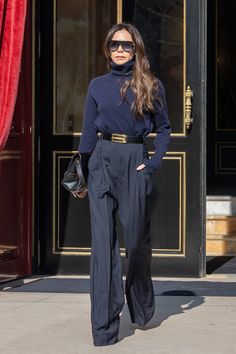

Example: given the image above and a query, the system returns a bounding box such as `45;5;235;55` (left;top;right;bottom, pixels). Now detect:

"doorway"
38;0;206;277
206;0;236;258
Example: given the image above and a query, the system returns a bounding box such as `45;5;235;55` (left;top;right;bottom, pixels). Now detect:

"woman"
77;22;171;346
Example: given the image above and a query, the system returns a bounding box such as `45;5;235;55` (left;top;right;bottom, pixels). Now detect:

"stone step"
206;236;236;256
207;234;236;240
206;214;236;256
206;215;236;235
207;196;236;216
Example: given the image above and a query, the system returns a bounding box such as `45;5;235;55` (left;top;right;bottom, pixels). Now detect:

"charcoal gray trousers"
87;136;156;346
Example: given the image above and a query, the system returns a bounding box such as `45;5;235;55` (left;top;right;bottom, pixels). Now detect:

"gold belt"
101;133;144;144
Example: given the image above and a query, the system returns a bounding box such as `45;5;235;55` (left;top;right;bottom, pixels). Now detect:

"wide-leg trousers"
87;136;156;346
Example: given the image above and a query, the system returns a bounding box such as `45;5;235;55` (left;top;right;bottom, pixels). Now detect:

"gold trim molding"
0;150;21;161
52;150;186;257
117;0;122;23
215;142;236;174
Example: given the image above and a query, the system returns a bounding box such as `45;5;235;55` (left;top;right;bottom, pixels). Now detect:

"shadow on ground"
2;277;236;296
118;292;204;341
1;256;236;345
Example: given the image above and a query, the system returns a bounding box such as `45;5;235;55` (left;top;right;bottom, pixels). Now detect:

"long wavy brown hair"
103;22;160;119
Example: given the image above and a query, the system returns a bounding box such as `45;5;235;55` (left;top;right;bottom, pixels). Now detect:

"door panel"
207;0;236;194
39;0;206;276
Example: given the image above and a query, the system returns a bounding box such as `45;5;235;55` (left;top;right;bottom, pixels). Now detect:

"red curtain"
0;0;27;151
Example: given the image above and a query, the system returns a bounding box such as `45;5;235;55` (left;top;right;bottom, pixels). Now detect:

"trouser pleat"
87;139;156;345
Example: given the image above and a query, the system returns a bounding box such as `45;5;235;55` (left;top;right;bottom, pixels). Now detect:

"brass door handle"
185;85;193;132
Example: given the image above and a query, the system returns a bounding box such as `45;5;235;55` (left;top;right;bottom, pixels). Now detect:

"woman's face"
110;29;135;65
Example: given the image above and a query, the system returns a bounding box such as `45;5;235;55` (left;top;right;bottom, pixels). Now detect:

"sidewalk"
0;258;236;354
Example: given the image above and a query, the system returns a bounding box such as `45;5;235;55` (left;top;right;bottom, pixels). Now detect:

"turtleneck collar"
110;57;135;76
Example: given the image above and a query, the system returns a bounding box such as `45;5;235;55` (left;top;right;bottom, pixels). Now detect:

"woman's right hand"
72;188;88;199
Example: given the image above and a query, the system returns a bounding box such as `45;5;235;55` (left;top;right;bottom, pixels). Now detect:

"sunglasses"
108;40;135;52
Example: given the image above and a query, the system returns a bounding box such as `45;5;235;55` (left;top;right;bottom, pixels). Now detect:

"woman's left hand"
72;188;88;198
136;164;146;171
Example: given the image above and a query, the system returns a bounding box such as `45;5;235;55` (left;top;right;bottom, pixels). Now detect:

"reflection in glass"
123;0;184;133
55;0;116;134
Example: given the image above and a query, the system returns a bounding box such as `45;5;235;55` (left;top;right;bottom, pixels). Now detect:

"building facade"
0;0;236;283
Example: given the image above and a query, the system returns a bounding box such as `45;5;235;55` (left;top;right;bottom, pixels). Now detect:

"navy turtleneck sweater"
79;58;171;174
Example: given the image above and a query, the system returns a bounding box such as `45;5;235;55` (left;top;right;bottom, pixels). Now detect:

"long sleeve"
143;80;171;174
78;80;98;153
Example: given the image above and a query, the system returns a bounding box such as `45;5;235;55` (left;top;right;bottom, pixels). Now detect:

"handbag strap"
75;159;87;188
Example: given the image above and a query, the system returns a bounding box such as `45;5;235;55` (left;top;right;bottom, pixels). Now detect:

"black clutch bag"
61;152;87;193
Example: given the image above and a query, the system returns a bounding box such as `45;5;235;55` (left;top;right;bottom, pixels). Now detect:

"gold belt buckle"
111;133;127;143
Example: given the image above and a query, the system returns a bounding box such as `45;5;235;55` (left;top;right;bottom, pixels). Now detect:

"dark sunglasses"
108;40;135;52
